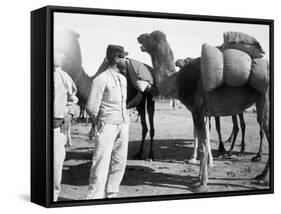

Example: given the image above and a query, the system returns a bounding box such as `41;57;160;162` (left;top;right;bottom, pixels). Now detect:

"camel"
137;30;270;191
176;58;246;154
125;66;156;160
57;29;156;160
176;58;246;164
176;58;265;161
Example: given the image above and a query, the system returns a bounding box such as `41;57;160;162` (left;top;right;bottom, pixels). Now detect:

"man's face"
116;56;127;71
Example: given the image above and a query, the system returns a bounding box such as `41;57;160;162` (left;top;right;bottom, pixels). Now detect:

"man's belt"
53;118;64;129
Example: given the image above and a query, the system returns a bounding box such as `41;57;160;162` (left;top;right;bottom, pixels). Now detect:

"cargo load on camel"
221;31;265;58
200;31;269;93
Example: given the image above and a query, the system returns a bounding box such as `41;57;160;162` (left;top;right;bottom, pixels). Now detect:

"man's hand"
88;123;96;141
61;113;72;132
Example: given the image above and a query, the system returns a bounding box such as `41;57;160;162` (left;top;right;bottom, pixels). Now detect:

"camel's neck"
152;44;176;78
150;44;178;97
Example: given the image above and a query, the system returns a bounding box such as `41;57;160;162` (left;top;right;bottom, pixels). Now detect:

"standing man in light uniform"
85;45;130;199
53;51;78;201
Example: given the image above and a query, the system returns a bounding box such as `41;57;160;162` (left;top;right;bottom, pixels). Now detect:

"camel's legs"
134;97;148;160
255;92;270;180
226;116;238;143
192;112;209;190
255;125;270;179
135;112;140;122
228;115;239;156
86;113;89;125
238;113;246;155
206;117;214;168
190;116;213;167
189;125;198;164
252;128;264;162
147;95;155;161
78;104;85;122
215;117;226;154
225;129;235;143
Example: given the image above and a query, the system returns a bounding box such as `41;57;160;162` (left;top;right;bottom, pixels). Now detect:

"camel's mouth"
137;34;149;52
140;45;146;52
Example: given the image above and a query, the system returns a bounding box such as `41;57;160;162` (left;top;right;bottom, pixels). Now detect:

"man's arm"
86;77;105;125
66;79;79;116
61;72;79;133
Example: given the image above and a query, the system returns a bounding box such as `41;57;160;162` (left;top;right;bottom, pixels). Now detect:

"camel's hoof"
188;158;198;164
251;155;261;162
133;153;142;160
147;153;155;162
218;146;226;154
192;184;209;193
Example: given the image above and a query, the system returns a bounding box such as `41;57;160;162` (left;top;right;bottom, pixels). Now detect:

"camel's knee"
198;144;208;160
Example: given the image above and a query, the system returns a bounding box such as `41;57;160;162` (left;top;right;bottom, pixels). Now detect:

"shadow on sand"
128;138;258;162
128;138;194;162
61;138;262;191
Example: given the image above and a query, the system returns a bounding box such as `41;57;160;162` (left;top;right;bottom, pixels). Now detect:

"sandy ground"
59;100;270;201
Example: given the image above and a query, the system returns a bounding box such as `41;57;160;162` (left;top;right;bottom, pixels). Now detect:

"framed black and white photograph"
31;5;274;208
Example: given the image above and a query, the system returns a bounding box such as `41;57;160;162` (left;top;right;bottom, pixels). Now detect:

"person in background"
85;45;130;199
53;51;78;201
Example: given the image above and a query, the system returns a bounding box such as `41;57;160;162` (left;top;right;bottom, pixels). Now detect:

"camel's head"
54;29;80;56
54;29;82;78
176;57;196;68
175;59;185;68
137;30;167;54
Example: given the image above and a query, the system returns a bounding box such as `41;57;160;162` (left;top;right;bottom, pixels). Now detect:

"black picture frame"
31;5;274;208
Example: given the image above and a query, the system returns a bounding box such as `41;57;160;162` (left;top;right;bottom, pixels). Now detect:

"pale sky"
54;12;270;76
